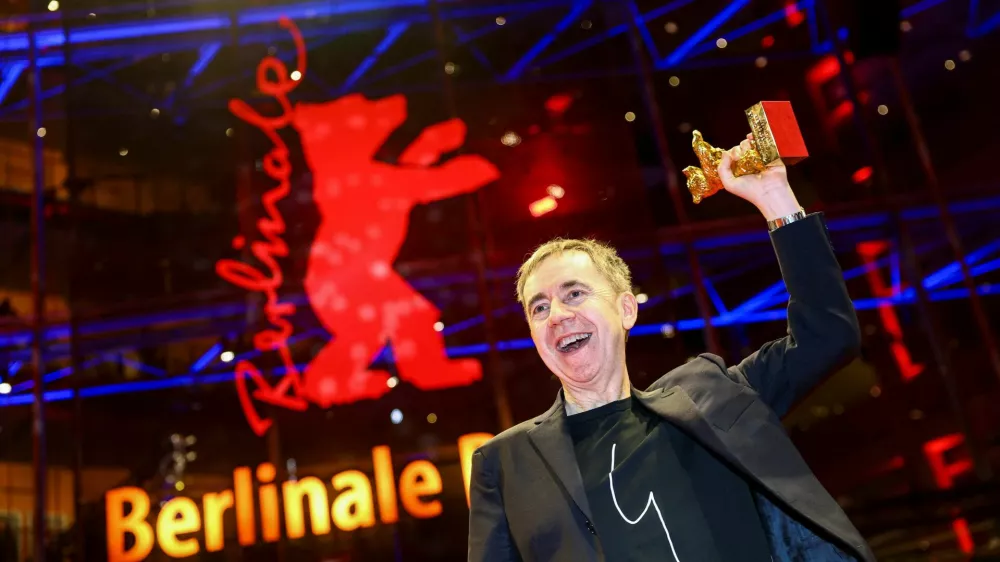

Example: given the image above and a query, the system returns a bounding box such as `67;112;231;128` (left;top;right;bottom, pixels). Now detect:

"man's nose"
547;300;574;326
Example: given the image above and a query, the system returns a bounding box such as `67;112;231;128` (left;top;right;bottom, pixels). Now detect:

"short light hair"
515;238;633;306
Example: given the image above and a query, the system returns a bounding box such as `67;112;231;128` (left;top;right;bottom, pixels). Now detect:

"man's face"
521;251;637;387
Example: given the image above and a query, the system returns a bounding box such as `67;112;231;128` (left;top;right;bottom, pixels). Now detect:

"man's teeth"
557;333;591;351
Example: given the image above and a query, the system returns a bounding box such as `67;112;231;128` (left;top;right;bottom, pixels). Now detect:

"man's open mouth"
556;333;592;353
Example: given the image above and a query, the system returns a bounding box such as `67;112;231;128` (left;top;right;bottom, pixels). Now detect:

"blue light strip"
902;0;953;18
686;2;809;60
703;278;729;314
503;0;593;82
660;0;751;68
0;57;141;117
450;24;496;74
0;62;27;106
0;0;438;54
340;23;409;94
2;283;997;408
626;0;661;61
534;0;695;69
807;3;821;54
977;9;1000;36
184;41;221;89
190;342;223;373
12;355;112;393
922;239;1000;289
967;0;981;35
891;249;902;296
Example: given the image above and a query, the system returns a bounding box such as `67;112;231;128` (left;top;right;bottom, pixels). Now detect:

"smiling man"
468;139;875;562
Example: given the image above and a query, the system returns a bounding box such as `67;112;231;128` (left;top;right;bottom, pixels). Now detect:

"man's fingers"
739;139;753;153
731;144;743;161
718;151;737;185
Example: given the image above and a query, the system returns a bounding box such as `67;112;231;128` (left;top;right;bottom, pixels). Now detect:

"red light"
807;55;840;85
784;2;805;27
545;93;573;116
529;196;558;217
953;519;975;554
852;166;873;184
761;35;775;48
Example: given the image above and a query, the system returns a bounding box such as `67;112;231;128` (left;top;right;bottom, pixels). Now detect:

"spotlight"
390;409;403;424
220;351;235;363
0;382;11;395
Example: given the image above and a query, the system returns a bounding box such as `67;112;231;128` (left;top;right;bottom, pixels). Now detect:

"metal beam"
502;0;592;81
339;22;409;94
2;281;997;408
660;0;751;68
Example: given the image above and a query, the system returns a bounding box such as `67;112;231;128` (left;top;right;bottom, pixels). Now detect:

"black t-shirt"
566;397;772;562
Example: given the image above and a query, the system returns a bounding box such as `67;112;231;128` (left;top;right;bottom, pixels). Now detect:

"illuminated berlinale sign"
105;433;493;561
214;18;500;435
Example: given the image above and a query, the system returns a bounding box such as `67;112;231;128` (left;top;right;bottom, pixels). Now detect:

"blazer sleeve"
728;213;861;417
468;447;522;562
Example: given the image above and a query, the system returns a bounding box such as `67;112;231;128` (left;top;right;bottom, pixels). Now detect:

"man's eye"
533;304;548;314
568;290;583;299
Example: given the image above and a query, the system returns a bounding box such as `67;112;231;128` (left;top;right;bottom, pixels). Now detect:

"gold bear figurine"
682;130;767;204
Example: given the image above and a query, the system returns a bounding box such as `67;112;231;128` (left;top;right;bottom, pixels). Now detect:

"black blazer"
468;214;876;562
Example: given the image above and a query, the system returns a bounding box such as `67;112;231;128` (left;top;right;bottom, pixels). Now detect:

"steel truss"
1;192;998;407
0;0;994;118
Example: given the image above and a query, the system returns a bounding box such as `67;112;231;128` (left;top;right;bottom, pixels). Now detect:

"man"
468;138;874;562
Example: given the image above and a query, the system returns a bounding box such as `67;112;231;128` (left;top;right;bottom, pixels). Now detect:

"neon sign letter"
216;16;309;435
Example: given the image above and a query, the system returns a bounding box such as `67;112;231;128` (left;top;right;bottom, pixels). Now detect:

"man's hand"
718;134;802;221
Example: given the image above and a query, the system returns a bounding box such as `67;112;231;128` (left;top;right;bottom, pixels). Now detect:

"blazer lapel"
633;386;745;470
527;392;594;522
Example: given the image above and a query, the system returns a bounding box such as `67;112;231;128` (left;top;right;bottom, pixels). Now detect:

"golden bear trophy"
682;101;809;203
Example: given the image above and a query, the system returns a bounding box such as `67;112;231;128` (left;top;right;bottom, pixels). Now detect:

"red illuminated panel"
923;434;975;554
856;241;924;381
216;18;500;434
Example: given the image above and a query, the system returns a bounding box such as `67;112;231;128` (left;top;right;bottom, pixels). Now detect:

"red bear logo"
293;94;499;407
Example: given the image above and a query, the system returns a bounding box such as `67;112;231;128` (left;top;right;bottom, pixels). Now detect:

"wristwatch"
767;209;807;231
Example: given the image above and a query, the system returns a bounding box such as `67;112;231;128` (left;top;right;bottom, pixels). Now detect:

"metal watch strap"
767;209;806;231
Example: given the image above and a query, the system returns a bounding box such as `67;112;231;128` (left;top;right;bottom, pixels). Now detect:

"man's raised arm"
716;142;861;417
728;213;861;417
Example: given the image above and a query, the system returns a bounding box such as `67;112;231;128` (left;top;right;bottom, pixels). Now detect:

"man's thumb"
717;151;737;187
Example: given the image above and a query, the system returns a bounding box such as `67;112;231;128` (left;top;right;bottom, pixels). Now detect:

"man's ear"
619;292;638;331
